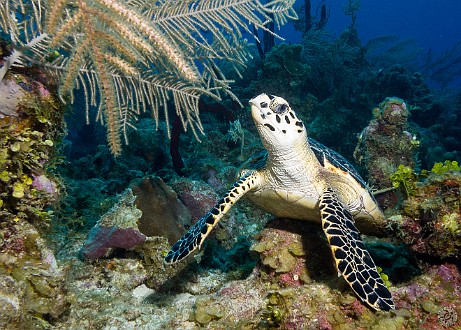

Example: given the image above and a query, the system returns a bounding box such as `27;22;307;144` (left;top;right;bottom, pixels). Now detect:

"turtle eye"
274;103;288;114
260;102;268;108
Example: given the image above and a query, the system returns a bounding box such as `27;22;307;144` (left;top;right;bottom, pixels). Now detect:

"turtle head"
249;94;306;148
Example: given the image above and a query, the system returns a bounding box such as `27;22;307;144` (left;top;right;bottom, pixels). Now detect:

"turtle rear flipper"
164;172;260;264
319;187;395;311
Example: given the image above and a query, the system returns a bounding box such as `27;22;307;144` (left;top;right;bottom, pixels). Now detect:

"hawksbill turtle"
165;94;394;311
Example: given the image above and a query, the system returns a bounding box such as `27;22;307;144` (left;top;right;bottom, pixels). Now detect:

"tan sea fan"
0;0;297;155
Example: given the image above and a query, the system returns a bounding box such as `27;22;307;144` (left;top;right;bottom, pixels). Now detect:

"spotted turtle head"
249;94;306;148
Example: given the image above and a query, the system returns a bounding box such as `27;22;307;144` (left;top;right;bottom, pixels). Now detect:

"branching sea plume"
301;30;364;100
0;0;297;155
364;35;423;71
421;40;461;89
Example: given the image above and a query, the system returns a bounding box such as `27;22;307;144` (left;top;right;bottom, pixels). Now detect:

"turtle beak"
249;94;264;109
249;94;270;124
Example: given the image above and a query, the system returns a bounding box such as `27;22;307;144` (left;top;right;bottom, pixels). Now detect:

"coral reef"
41;245;461;330
251;219;324;288
367;65;430;102
393;263;461;329
0;72;65;224
130;176;191;244
388;164;461;259
250;43;310;100
0;221;70;329
81;189;145;259
363;64;459;173
141;236;189;291
3;2;461;328
354;97;419;207
0;67;70;330
170;177;219;223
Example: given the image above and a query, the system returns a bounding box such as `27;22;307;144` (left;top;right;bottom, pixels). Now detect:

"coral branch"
0;0;297;155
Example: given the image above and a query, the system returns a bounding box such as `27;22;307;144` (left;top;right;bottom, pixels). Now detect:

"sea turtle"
165;94;394;311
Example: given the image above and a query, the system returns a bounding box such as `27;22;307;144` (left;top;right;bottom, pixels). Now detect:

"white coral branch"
0;33;48;82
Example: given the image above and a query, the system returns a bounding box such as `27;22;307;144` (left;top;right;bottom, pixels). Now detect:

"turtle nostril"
260;102;268;108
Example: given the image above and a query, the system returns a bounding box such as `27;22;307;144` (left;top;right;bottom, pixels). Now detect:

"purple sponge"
82;225;146;259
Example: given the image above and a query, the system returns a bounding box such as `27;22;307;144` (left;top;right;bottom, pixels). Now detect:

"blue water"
357;0;461;52
284;1;461;51
279;0;461;88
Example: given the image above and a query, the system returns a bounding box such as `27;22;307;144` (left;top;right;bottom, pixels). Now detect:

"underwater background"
1;0;461;329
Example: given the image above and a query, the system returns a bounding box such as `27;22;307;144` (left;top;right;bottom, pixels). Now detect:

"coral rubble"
0;216;70;329
354;97;418;191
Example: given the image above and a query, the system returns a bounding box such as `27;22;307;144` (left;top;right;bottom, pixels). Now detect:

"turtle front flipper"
164;171;260;264
319;187;395;311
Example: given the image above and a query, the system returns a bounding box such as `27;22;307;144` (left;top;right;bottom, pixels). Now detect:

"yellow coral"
441;213;460;235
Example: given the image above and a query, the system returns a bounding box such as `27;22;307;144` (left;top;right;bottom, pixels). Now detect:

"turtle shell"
307;138;368;190
240;137;369;192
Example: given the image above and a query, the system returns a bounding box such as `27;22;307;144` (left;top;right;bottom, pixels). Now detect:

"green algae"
261;292;287;328
390;164;418;195
0;74;65;224
421;299;439;314
390;166;461;258
431;160;460;175
441;213;460;235
194;297;224;325
370;316;405;330
288;241;306;257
